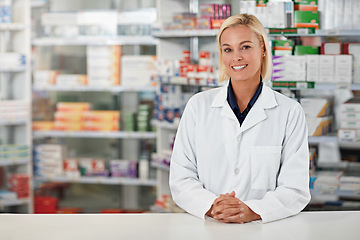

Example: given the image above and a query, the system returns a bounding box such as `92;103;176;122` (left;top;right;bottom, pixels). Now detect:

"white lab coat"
169;82;311;223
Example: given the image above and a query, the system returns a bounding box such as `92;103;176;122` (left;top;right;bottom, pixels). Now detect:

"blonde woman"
169;14;311;223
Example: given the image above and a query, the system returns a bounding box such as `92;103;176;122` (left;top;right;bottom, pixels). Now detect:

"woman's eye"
223;48;231;53
241;45;251;50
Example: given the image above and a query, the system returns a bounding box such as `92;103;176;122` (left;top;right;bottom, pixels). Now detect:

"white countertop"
0;211;359;240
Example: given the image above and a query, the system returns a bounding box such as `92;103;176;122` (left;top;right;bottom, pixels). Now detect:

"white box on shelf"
267;1;293;28
335;55;352;83
300;97;333;117
337;129;360;142
121;56;156;88
306;55;319;82
319;55;335;83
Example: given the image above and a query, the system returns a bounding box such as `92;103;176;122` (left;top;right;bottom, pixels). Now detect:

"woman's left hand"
211;191;261;224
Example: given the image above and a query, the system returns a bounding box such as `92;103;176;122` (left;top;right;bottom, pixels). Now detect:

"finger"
214;207;242;219
212;203;243;217
212;199;241;212
213;195;239;205
213;197;240;206
217;212;245;224
229;191;236;197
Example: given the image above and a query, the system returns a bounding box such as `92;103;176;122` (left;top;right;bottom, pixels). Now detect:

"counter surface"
0;211;359;240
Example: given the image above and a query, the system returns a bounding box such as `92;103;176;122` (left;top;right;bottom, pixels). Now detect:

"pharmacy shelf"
0;198;31;208
0;23;27;31
32;36;159;46
151;162;170;171
311;189;360;198
0;66;27;72
35;176;157;186
33;130;156;139
152;120;178;130
308;136;338;144
0;118;29;126
269;29;360;37
153;29;219;38
0;158;31;167
33;85;156;92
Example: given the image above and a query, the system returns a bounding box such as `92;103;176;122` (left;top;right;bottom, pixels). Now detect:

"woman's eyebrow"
221;40;253;48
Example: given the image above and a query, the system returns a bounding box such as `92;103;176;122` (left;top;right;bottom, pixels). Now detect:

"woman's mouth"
232;64;247;70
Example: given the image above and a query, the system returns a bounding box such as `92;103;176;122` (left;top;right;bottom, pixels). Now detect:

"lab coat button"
234;168;239;174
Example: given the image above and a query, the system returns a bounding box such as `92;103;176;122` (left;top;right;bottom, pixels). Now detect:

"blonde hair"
217;13;272;82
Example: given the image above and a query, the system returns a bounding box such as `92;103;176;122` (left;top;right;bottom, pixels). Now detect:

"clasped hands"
206;191;261;224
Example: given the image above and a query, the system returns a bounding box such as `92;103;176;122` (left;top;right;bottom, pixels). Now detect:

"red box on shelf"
34;196;58;214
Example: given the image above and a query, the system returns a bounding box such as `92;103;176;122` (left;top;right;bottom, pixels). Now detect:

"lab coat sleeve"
169;96;218;219
244;102;311;223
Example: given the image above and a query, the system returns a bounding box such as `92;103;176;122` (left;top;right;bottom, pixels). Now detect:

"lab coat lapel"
240;84;278;133
211;85;238;122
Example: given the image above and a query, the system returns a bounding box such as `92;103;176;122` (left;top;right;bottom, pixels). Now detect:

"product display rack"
30;0;159;212
0;0;33;213
34;176;157;186
32;35;159;46
33;130;156;139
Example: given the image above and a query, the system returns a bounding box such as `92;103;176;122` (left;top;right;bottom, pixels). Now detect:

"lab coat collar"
212;82;278;132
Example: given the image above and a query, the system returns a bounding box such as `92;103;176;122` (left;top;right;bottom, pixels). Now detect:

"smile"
232;64;247;70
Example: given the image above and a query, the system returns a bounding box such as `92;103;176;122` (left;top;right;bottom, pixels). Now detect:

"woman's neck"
231;76;261;112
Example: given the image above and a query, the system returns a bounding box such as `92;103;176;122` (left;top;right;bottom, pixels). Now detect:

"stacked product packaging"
33;48;156;89
0;0;12;23
0;100;30;122
41;8;156;38
34;144;65;178
87;46;121;87
311;170;360;195
271;41;355;86
338;98;360;143
34;144;146;180
300;96;333;136
8;173;29;199
33;102;120;132
239;0;360;31
155;50;218;86
0;53;26;69
163;3;231;30
0;144;30;162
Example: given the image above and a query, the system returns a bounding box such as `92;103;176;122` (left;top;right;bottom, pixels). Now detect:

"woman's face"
220;24;264;83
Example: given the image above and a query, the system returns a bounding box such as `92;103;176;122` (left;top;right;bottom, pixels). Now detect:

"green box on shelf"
294;11;319;29
294;45;319;55
268;27;316;35
272;81;315;89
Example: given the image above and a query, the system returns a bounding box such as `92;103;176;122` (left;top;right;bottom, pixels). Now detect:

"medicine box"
306;116;333;136
121;56;156;88
294;0;318;11
294;10;319;29
267;1;294;28
344;43;360;83
300;97;333;117
319;55;335;83
294;45;319;55
340;98;360;112
320;43;343;55
306;55;319;82
335;55;352;83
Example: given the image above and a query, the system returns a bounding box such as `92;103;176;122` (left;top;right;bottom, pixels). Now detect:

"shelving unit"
0;0;32;213
30;0;158;212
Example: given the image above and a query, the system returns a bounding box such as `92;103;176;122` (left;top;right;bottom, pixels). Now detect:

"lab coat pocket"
250;146;282;190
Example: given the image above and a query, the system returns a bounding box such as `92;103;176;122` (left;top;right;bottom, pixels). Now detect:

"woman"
169;14;311;224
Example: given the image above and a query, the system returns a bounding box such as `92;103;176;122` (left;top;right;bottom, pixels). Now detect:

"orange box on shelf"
54;111;86;122
85;111;120;122
84;121;119;131
54;121;85;131
56;102;91;112
32;121;55;131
